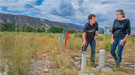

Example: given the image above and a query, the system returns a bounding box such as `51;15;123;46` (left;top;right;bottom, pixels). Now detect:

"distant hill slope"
66;23;104;33
66;23;84;29
0;13;82;32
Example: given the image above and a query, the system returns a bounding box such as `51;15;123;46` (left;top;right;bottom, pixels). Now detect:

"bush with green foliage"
47;26;63;33
105;35;111;40
0;23;37;32
37;27;45;33
47;34;54;38
74;43;81;50
105;41;111;51
68;35;72;39
67;30;75;33
97;36;104;41
74;33;82;38
1;23;14;31
0;23;76;33
127;36;135;43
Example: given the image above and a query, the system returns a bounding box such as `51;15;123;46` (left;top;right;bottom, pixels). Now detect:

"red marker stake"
65;30;70;47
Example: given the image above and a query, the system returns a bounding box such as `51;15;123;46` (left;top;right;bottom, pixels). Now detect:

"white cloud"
71;0;135;27
0;0;135;27
0;0;37;11
33;0;60;14
0;7;4;14
0;7;2;12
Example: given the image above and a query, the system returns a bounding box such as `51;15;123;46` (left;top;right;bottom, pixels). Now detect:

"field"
0;32;135;75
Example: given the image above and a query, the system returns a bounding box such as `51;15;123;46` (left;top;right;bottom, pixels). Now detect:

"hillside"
66;23;104;33
0;13;82;32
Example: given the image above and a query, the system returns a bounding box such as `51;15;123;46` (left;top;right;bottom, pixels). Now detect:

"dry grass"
0;32;134;75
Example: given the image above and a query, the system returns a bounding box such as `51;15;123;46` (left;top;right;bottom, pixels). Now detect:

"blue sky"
0;0;135;27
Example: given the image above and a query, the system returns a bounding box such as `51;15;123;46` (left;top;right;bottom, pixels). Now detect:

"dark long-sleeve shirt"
112;19;131;38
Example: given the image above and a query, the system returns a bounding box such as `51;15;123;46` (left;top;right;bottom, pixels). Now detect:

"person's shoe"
113;65;120;71
113;67;118;71
91;63;96;68
79;59;81;65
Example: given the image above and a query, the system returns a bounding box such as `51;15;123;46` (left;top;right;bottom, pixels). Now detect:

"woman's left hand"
119;40;125;46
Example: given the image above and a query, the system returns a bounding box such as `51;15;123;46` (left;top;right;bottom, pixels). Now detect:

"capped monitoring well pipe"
81;52;86;72
99;50;106;68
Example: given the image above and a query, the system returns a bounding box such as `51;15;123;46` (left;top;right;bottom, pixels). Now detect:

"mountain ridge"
0;13;82;32
66;23;104;33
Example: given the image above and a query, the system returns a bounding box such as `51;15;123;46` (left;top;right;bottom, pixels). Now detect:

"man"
81;14;98;67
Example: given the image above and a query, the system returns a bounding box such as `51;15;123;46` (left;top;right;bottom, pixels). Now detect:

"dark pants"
110;38;126;66
80;40;96;64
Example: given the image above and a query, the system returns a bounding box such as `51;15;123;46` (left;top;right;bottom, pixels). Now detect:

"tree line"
0;23;76;33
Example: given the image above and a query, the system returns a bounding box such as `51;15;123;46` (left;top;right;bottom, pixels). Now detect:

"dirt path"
28;51;135;75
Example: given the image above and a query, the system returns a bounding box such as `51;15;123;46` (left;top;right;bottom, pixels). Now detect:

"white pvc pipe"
81;52;86;72
99;50;106;68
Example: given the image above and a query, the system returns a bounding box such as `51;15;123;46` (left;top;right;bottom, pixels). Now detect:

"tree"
37;27;45;33
67;30;75;33
3;23;13;31
22;25;28;32
0;27;7;31
47;26;63;33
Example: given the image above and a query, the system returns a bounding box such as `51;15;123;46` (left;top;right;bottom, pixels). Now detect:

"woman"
110;9;131;69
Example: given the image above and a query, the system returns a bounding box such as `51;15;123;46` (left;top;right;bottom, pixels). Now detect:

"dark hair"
116;9;125;18
88;14;96;20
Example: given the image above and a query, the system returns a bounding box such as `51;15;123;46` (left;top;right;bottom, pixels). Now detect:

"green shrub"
68;35;72;39
0;34;3;38
97;36;104;41
37;27;45;33
127;36;135;43
47;34;54;38
74;33;82;38
39;33;45;37
105;41;111;51
74;43;81;50
105;35;111;40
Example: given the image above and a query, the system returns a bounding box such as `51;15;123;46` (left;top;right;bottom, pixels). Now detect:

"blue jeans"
110;38;126;66
80;40;96;64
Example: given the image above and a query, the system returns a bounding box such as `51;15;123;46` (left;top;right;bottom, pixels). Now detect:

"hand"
111;39;115;45
82;41;87;46
119;40;125;46
94;36;98;40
